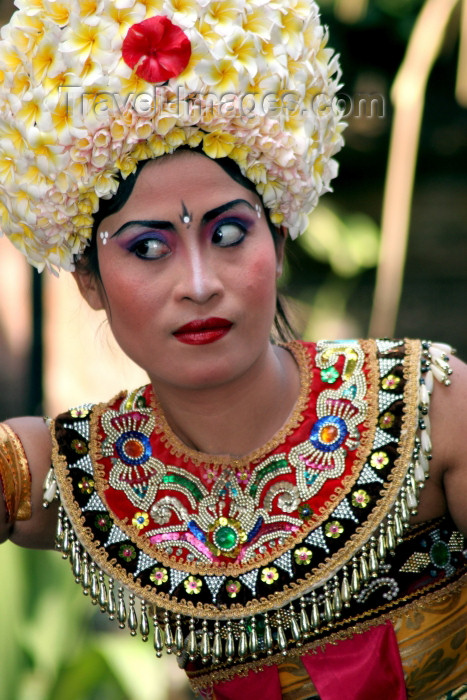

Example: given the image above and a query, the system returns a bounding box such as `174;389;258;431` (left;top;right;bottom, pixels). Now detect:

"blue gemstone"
309;415;348;453
115;430;152;466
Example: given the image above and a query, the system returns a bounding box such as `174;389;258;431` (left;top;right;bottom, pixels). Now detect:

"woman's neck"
150;343;301;458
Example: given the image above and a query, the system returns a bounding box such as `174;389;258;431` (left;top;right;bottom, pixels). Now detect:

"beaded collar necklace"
45;339;453;676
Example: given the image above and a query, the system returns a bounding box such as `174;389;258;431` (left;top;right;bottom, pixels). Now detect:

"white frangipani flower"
0;0;344;271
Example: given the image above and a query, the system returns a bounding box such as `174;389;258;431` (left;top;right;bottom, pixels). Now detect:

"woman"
1;1;467;698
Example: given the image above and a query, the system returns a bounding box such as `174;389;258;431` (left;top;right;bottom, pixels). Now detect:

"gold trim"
0;422;31;522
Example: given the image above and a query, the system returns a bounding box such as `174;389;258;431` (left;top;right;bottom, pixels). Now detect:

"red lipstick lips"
173;317;233;345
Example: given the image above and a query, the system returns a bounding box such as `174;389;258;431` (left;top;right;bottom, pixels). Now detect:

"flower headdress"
0;0;344;272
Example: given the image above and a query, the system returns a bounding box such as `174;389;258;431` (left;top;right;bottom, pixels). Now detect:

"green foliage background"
0;543;190;700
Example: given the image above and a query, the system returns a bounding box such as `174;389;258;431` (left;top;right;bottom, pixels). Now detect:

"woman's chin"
148;350;265;395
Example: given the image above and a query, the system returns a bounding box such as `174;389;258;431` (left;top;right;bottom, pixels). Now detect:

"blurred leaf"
297;205;380;278
97;635;180;700
48;644;128;700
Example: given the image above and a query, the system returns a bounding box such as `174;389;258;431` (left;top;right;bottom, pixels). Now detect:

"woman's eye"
212;222;246;247
129;237;170;260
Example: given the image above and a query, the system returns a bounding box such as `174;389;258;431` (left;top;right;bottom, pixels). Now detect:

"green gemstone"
431;541;450;567
215;526;238;550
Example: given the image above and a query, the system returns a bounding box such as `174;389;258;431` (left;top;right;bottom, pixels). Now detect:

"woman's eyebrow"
201;199;255;224
110;219;174;238
110;199;255;238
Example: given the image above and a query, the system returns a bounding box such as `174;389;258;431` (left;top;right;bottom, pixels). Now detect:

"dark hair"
76;149;295;341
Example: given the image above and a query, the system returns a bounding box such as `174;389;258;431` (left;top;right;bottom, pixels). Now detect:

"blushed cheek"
244;256;278;303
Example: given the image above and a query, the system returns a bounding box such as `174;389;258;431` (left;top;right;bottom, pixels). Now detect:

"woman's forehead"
119;153;260;210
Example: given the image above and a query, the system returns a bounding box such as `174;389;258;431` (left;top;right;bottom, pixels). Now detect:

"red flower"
122;16;191;84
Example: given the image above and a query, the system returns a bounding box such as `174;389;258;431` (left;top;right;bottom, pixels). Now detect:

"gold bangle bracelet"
0;423;32;523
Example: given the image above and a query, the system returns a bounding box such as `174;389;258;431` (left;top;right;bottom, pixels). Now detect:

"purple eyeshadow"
206;214;254;238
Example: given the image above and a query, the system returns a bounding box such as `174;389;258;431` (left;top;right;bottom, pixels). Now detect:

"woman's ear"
72;266;105;311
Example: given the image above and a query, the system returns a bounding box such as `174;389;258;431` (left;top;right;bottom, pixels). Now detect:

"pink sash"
213;621;406;700
301;621;407;700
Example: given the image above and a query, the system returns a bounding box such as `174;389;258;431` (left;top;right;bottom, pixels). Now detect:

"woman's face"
75;151;284;392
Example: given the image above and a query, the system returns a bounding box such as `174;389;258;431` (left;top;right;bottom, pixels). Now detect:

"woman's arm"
432;355;467;536
0;417;58;549
415;354;467;536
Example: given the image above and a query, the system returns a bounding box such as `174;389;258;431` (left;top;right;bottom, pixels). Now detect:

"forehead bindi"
179;201;193;226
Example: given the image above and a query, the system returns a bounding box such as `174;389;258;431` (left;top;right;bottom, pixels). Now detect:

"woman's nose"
174;247;223;304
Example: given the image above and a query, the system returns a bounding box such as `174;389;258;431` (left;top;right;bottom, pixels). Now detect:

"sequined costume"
45;340;467;699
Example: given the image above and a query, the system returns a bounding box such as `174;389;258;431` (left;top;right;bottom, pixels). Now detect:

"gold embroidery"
52;341;421;618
